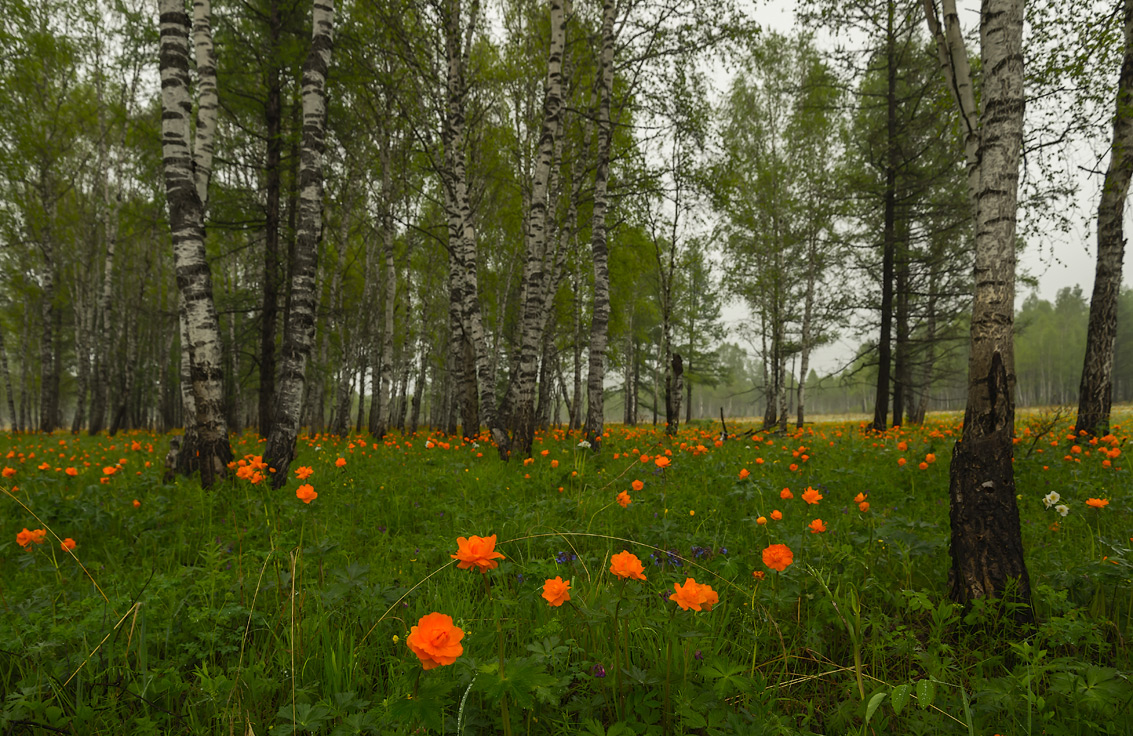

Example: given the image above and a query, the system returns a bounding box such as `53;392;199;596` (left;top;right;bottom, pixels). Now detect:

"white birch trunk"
159;0;231;487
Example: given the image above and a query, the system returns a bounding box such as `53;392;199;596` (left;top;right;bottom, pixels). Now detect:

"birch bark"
265;0;335;487
159;0;232;487
583;0;616;450
924;0;1031;614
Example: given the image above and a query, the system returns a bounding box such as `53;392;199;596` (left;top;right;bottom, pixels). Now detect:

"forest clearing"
3;411;1131;734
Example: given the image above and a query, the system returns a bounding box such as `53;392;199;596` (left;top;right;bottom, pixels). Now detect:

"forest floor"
2;409;1131;734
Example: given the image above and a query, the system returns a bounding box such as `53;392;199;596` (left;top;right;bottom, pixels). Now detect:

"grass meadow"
2;410;1131;734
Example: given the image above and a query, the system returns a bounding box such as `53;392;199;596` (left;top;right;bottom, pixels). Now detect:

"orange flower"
609;550;647;581
16;528;46;547
295;466;314;480
133;499;141;508
925;453;936;463
739;468;750;480
654;456;671;469
780;488;793;500
65;467;78;476
897;441;907;451
451;534;506;573
770;510;782;520
542;576;571;606
858;501;870;513
60;537;76;551
670;577;718;612
853;492;867;504
296;484;318;504
756;516;767;525
918;462;928;470
617;490;632;508
788;463;799;472
752;570;765;580
762;543;793;572
406;612;464;670
801;487;823;505
551;459;559;468
1086;498;1109;509
897;458;907;467
1;467;15;478
631;479;644;492
808;518;827;534
103;466;118;476
335;457;347;467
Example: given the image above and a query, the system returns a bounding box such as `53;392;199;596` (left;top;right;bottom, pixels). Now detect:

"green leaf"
916;679;935;709
865;692;887;725
891;683;911;715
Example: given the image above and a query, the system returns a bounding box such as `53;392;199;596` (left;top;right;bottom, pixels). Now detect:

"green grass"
2;411;1131;734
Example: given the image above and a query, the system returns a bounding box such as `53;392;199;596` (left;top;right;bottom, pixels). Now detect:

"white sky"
716;0;1129;375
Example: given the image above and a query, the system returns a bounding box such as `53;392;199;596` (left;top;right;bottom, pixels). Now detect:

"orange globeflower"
451;535;506;573
16;528;47;547
780;488;793;500
808;519;827;534
756;516;767;525
406;612;465;670
65;467;78;476
132;499;141;508
739;468;750;480
925;453;936;464
335;457;347;467
541;576;571;606
617;490;632;508
770;509;782;520
858;501;870;513
853;492;867;504
2;467;15;478
60;537;77;551
103;466;118;476
670;577;719;612
296;484;318;504
752;570;765;580
762;543;793;572
609;550;647;581
897;458;907;467
631;479;644;492
801;487;823;505
654;456;671;469
918;462;928;470
295;466;314;480
1086;498;1109;509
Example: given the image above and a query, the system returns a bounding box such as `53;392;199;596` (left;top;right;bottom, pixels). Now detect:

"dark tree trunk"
873;4;898;433
1075;0;1133;437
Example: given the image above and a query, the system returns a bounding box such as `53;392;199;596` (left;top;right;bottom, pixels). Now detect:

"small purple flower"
694;650;704;661
591;664;606;678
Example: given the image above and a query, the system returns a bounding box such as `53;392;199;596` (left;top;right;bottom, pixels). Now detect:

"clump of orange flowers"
16;528;46;548
762;543;793;571
452;534;506;573
406;612;464;670
542;576;571;606
670;577;719;612
609;550;647;581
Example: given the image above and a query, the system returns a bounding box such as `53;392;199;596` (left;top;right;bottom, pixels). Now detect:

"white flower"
1055;504;1070;517
577;440;591;449
1043;491;1060;509
471;442;479;449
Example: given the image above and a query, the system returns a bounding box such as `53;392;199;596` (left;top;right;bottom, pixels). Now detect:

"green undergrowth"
2;411;1131;734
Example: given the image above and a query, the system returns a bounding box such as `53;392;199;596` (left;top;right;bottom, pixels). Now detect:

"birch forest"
0;0;1129;451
